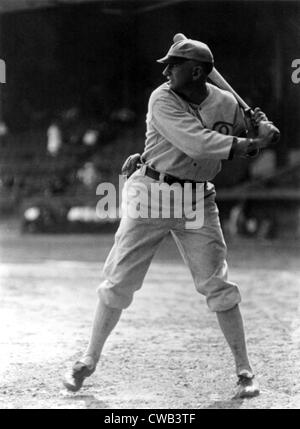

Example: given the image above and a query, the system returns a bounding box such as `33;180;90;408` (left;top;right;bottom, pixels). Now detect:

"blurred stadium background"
0;0;299;238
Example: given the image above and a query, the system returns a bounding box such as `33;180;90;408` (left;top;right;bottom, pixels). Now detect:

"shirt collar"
188;84;212;110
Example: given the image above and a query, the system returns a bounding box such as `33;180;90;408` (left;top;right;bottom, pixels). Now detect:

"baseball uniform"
97;82;246;312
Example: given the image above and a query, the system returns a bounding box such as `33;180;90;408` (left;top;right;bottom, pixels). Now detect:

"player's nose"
162;64;171;77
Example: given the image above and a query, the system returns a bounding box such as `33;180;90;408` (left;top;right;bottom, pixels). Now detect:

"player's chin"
167;80;176;90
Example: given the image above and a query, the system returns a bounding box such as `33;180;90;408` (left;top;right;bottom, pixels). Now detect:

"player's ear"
192;65;204;81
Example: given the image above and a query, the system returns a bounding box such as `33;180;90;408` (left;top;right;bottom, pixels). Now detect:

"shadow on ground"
63;394;109;409
204;399;244;409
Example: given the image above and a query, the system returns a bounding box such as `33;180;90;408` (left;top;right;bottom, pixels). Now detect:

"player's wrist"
232;137;258;158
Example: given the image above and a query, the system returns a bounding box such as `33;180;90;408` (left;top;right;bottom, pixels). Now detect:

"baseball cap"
157;39;214;65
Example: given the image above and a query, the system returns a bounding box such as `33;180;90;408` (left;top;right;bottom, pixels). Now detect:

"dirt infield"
0;230;300;409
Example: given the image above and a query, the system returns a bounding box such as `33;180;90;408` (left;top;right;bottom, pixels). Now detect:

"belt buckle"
140;164;147;175
159;172;165;182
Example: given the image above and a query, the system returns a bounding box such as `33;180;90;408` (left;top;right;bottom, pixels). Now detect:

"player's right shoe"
234;370;260;399
63;360;95;392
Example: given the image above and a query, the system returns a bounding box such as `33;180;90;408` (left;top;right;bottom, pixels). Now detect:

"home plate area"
0;238;300;409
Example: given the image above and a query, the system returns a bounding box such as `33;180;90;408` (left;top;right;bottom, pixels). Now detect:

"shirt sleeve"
151;95;235;161
232;103;260;158
232;104;247;137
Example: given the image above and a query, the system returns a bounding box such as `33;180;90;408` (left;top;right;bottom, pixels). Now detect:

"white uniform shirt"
142;82;246;182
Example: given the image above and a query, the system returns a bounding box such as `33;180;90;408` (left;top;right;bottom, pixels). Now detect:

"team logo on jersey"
212;121;233;135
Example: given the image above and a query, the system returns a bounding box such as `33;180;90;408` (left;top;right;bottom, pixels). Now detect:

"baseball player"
63;36;275;399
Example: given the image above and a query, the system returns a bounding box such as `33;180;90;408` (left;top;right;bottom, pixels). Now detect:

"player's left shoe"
234;370;260;399
63;360;95;392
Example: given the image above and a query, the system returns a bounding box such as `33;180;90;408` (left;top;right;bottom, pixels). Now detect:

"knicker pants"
97;170;241;312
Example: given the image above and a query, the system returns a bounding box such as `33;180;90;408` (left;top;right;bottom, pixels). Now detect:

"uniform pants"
97;170;241;312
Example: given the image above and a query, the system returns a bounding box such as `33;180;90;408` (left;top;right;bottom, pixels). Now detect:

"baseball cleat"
234;370;260;399
63;361;95;392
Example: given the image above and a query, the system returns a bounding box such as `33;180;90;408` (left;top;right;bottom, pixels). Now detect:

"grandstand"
0;0;299;237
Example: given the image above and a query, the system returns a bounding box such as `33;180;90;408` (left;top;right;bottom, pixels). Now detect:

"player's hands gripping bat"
173;33;280;145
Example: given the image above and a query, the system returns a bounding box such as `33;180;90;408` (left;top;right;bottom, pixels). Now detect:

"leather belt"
144;165;207;189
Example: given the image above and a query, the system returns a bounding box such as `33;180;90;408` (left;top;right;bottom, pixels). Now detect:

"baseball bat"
173;33;280;143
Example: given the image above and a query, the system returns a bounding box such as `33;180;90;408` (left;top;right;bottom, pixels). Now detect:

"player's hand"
245;108;280;146
252;107;268;126
234;129;275;158
257;121;277;148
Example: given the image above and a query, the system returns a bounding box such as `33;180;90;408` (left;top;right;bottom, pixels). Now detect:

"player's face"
162;61;195;91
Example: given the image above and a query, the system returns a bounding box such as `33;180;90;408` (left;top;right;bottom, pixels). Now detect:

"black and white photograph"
0;0;299;411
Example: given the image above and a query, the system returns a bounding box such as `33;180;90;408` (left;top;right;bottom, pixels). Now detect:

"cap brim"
156;55;189;65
